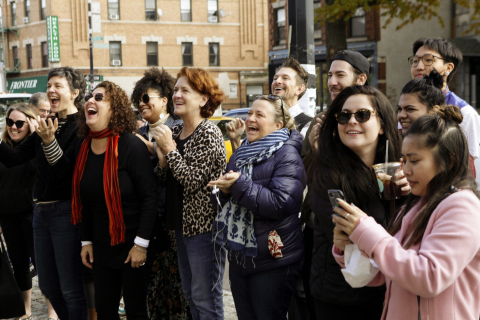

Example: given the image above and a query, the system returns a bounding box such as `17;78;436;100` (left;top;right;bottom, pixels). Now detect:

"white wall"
377;1;452;105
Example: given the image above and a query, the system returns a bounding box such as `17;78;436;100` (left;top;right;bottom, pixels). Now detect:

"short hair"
48;67;86;109
29;92;48;109
254;95;295;130
77;81;137;137
280;57;308;99
177;67;224;118
131;67;177;119
401;69;446;112
1;103;36;146
412;37;463;84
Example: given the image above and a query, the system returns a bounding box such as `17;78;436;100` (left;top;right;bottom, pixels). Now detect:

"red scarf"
71;128;125;246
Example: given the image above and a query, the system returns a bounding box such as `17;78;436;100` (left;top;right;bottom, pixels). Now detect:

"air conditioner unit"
111;60;121;66
208;16;218;23
23;17;30;24
109;14;119;20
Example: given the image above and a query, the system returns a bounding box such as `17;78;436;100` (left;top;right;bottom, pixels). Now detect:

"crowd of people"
0;36;480;320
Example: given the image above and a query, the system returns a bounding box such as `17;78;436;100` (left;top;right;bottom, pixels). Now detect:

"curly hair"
1;103;36;146
177;67;224;118
130;67;178;119
77;81;137;137
48;67;86;110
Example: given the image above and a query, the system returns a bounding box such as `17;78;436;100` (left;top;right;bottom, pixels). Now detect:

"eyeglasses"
257;95;285;127
85;92;105;102
407;54;446;67
6;118;26;128
334;110;378;125
141;93;161;104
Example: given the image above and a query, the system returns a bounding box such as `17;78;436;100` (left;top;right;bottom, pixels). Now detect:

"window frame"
181;42;193;67
12;46;18;68
26;44;32;69
207;0;218;22
11;2;16;26
209;43;220;66
109;41;122;66
145;0;156;21
274;7;286;46
107;0;120;19
24;0;30;20
40;0;46;20
348;7;366;38
146;42;158;66
41;41;48;68
180;0;192;22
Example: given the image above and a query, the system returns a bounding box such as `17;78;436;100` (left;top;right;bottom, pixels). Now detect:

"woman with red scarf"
39;81;158;319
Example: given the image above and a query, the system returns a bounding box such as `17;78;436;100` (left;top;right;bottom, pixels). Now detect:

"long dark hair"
388;106;478;248
311;85;402;207
401;69;445;111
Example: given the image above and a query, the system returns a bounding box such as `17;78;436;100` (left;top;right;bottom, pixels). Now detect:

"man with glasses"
409;37;480;162
29;92;51;121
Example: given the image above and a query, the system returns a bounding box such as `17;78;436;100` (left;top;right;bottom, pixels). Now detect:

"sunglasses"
257;94;285;127
6;118;26;128
407;54;446;67
85;92;105;102
334;109;377;125
141;93;161;104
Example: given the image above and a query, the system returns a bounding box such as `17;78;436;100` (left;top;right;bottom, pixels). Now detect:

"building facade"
3;0;270;110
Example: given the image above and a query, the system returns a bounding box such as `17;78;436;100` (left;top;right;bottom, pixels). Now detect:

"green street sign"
93;43;109;49
8;76;48;94
47;16;60;62
91;35;103;42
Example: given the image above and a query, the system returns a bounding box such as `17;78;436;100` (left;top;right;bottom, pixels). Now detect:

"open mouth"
50;97;60;107
400;121;411;128
274;87;284;94
87;106;98;116
247;125;259;134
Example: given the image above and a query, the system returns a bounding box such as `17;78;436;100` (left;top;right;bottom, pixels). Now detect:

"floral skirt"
147;230;192;320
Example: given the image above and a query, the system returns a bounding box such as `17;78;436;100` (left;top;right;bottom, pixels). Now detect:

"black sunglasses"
334;110;377;125
6;118;26;128
257;95;285;127
141;93;161;104
85;92;105;102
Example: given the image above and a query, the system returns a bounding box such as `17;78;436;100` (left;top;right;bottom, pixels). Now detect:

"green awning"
7;75;48;94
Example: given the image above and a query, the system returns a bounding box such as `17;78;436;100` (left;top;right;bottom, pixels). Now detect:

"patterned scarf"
214;128;290;257
71;128;125;246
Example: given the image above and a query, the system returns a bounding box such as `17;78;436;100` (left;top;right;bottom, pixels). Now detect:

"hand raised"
36;116;58;146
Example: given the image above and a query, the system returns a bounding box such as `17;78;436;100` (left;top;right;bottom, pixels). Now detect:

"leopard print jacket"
154;119;227;237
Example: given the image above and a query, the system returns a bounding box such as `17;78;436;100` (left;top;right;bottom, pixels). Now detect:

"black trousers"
92;262;148;320
0;213;35;291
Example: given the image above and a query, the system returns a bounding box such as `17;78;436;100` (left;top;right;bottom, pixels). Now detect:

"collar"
288;104;303;118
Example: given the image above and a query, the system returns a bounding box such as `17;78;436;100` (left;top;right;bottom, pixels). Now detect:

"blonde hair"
1;103;36;146
254;95;295;130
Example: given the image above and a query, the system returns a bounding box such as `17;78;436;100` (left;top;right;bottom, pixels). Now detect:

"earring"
446;71;450;76
159;113;165;119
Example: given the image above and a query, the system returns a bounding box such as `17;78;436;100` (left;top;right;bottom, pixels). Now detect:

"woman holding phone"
309;86;408;319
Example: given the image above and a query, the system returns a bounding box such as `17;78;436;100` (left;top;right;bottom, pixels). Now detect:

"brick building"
2;0;271;110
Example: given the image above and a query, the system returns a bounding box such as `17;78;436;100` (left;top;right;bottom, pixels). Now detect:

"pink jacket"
333;190;480;320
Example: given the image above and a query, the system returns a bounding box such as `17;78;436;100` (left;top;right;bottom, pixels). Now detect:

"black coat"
214;130;306;275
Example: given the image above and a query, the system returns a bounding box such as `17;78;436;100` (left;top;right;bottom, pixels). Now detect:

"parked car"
224;108;250;121
0;93;32;132
210;116;247;162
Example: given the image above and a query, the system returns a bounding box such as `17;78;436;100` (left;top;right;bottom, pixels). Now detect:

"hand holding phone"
328;189;348;220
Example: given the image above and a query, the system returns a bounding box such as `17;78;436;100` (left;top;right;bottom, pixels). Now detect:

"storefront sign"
8;76;48;94
47;16;60;62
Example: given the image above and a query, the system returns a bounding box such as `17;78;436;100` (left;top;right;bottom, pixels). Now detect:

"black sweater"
0;113;78;202
58;132;158;268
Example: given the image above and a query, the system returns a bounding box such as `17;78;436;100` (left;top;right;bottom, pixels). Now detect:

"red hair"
177;67;224;118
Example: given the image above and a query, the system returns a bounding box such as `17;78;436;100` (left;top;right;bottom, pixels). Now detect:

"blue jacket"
213;129;306;275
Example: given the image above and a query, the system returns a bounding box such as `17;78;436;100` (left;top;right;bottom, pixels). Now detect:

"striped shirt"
42;119;67;166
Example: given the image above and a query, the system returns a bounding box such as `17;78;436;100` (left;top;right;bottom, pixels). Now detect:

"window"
40;0;46;20
0;7;3;28
11;2;16;26
181;42;193;66
246;85;263;108
209;43;219;66
145;0;156;21
349;7;366;37
41;42;48;67
146;42;158;66
313;0;321;42
109;41;122;66
207;0;218;22
26;44;32;69
108;0;120;19
274;8;286;46
180;0;191;22
24;0;30;20
12;46;18;68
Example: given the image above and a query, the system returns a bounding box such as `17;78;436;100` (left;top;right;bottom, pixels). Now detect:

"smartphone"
328;189;347;219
